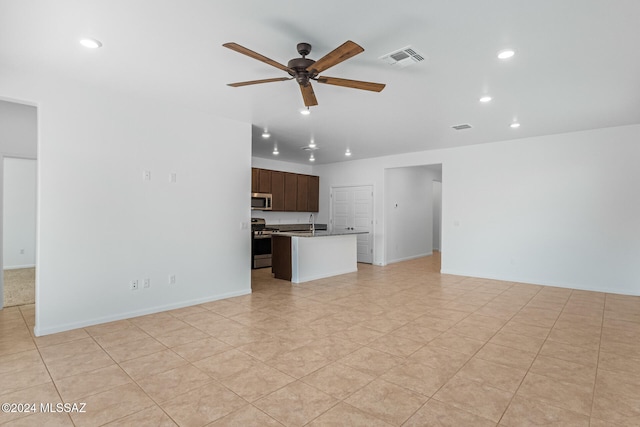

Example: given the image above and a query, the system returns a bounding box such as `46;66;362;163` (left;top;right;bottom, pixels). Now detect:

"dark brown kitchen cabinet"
284;172;298;211
271;171;285;211
307;175;319;212
251;167;319;212
251;168;260;193
251;168;273;194
296;174;309;212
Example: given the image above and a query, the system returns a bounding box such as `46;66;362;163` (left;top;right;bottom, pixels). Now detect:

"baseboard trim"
440;269;640;297
3;264;36;270
387;252;432;265
33;288;252;337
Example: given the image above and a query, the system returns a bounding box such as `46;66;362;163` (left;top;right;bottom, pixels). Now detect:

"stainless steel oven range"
251;218;275;269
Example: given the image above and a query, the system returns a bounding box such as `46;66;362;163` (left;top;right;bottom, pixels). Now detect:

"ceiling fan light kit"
223;40;386;108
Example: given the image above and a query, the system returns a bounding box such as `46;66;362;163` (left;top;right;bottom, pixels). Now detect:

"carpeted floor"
3;267;35;307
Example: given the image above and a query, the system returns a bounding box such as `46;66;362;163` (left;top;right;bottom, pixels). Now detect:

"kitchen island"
271;230;368;283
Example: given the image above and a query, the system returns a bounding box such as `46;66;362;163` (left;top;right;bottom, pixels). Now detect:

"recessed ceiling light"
510;122;521;128
345;149;352;156
300;108;311;116
479;96;492;103
308;141;316;149
261;131;270;139
80;38;102;49
309;154;315;162
498;49;515;59
272;147;279;155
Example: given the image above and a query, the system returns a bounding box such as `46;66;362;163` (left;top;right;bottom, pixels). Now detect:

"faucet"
309;213;315;234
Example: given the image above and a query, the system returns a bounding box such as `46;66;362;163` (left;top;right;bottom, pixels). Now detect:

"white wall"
315;125;640;295
0;100;37;157
3;158;36;269
385;166;441;263
251;156;317;225
0;69;252;335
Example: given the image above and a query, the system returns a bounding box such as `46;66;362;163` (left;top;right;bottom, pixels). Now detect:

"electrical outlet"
130;279;139;290
143;278;151;288
169;275;176;285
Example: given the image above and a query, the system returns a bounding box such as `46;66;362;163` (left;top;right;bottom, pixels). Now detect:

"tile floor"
1;253;639;426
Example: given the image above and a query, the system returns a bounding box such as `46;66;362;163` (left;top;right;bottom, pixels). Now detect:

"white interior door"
331;185;373;263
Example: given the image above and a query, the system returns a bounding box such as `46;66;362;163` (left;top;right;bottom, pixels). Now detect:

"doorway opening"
0;99;37;311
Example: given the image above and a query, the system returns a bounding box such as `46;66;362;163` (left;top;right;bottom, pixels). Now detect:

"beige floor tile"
0;383;63;425
429;331;485;355
92;325;150;348
345;378;427;425
456;357;527;393
137;364;213;403
546;327;601;350
194;348;260;380
538;340;599;367
474;343;536;371
217;360;295;402
598;351;640;375
153;325;210;348
38;337;103;363
45;349;115;380
119;349;187;380
404;399;496;427
301;362;374;400
70;383;155;427
433;375;513;422
499;320;551;339
307;401;392;426
529;355;596;387
337;346;404;377
103;335;167;363
54;364;132;402
332;324;386;345
390;322;442;344
366;333;423;357
171;336;233;363
0;362;51;397
263;344;334;379
0;349;43;374
381;359;454;397
489;331;545;353
407;344;472;373
516;372;594;415
103;405;177;426
160;381;247;426
207;404;284;426
499;394;590;427
34;328;90;348
254;380;338;427
591;388;640;426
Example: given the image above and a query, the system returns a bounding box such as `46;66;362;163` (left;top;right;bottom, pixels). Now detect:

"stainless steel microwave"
251;193;272;210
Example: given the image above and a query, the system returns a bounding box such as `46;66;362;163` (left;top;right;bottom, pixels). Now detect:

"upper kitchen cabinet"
251;168;272;194
271;171;285;211
251;168;319;212
307;175;319;212
284;172;298;211
297;174;309;212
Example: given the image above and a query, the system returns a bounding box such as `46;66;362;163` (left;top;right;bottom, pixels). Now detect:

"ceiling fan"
223;40;385;107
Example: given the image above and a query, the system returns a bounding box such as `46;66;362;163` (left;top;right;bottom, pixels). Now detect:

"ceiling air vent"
452;123;472;130
379;46;426;68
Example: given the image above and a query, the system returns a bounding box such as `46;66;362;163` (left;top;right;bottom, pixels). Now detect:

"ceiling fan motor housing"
287;57;316;86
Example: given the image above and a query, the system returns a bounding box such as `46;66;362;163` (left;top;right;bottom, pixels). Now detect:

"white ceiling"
2;0;639;164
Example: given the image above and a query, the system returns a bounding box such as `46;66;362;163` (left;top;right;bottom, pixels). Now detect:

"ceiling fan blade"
300;83;318;107
223;42;292;72
307;40;364;74
227;77;292;87
316;76;386;92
